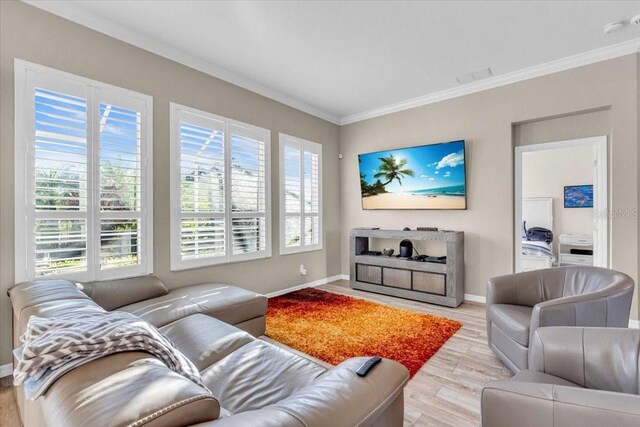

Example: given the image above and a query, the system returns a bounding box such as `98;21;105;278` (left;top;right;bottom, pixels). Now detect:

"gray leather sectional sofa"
9;276;409;427
482;327;640;427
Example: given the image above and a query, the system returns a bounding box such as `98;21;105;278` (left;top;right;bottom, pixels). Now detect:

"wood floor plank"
0;387;19;427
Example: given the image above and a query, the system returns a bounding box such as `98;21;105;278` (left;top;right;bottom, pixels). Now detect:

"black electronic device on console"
407;255;447;263
360;250;382;256
399;239;413;258
356;357;382;377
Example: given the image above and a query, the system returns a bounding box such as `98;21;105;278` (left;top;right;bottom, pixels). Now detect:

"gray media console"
349;228;464;307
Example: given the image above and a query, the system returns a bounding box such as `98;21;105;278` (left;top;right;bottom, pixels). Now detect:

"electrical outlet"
299;264;307;276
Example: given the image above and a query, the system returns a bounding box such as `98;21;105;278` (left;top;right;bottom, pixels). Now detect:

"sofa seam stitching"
126;394;217;427
355;375;409;427
581;328;586;387
485;385;640;417
274;407;309;427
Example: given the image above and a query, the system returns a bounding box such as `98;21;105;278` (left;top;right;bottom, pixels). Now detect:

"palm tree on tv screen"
374;155;415;187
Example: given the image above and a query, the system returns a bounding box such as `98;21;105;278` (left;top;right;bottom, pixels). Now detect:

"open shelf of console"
349;228;464;307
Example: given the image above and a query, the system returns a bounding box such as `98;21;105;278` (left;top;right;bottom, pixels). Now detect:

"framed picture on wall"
564;185;593;208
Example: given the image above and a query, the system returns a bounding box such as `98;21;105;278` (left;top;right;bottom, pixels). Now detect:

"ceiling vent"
456;67;493;85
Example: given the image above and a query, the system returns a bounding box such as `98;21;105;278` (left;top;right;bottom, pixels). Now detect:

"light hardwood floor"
0;279;510;427
318;280;512;427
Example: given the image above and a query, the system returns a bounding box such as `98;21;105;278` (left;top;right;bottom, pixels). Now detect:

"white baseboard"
464;294;487;304
266;274;344;298
339;274;350;281
0;363;12;379
630;319;640;329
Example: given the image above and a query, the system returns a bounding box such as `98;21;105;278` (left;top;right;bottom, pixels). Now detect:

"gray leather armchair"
486;266;634;372
482;327;640;427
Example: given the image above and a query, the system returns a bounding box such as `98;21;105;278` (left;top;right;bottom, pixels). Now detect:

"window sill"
170;252;272;272
279;246;323;256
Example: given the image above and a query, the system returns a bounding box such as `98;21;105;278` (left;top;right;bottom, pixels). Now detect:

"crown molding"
23;1;640;127
340;38;640;125
22;0;341;124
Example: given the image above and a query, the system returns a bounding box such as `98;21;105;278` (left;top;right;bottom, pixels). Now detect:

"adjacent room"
1;1;639;426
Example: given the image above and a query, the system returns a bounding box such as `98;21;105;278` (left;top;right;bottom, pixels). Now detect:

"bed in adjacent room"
521;198;555;272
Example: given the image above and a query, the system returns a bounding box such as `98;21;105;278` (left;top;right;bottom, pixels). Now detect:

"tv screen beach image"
358;141;466;210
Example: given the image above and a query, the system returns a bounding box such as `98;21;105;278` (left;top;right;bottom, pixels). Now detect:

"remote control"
356;357;382;377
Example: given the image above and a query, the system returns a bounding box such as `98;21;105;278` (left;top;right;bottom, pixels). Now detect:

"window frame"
14;59;154;283
279;133;323;255
169;102;272;271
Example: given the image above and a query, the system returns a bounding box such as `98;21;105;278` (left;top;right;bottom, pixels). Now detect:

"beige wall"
522;146;594;255
0;1;341;365
340;55;639;322
513;108;611;147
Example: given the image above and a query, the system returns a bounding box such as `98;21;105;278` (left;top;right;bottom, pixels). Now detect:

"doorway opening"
514;136;608;273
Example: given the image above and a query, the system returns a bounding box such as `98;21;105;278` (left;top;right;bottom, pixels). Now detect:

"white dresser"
558;234;593;266
521;255;553;272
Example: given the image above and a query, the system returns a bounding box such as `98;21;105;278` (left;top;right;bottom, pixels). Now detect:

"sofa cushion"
161;314;255;372
489;304;533;346
9;280;91;316
18;299;105;336
40;352;219;427
490;322;529;372
118;283;267;328
80;275;168;311
201;340;326;413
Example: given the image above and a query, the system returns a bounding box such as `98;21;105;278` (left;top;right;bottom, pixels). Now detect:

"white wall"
522;145;594;255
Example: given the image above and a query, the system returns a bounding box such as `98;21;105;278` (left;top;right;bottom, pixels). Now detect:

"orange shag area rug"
266;288;462;377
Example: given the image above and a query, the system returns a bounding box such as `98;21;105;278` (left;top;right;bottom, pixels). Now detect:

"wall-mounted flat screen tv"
358;140;466;210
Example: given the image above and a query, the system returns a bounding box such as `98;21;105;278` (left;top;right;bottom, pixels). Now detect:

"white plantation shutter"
33;87;89;276
97;92;148;274
279;134;322;254
15;61;153;282
229;124;268;256
170;104;271;270
178;116;226;263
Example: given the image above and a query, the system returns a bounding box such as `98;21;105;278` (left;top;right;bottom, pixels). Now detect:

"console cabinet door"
382;268;412;289
356;264;382;285
413;271;446;295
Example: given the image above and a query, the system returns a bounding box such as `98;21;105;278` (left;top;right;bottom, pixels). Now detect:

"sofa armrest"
482;380;640;427
278;357;408;427
40;352;219;427
528;327;640;393
200;357;409;427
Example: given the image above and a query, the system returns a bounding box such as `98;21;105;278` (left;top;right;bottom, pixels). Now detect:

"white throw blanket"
13;310;207;400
